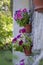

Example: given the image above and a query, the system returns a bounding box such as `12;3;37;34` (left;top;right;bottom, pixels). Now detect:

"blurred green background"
0;0;13;48
0;0;13;65
0;51;13;65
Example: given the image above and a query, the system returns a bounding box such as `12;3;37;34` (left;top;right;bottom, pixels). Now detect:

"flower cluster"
12;34;24;52
14;8;31;26
12;28;32;52
12;28;26;52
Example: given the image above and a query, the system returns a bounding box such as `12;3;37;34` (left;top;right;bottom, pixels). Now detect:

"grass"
0;50;13;65
39;59;43;65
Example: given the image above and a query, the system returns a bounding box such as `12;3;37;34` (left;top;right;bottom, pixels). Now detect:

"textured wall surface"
32;12;43;50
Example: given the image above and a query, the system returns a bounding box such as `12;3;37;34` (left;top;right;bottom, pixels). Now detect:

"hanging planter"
14;8;32;27
33;0;43;12
23;46;32;56
24;24;32;33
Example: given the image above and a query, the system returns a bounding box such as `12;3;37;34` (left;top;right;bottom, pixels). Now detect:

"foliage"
0;0;13;50
39;59;43;65
0;43;12;52
12;28;32;52
14;8;31;26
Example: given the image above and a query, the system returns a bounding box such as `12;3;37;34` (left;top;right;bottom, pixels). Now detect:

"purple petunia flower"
17;10;23;20
14;10;23;21
22;8;27;13
20;60;25;65
17;10;21;14
17;34;21;38
20;62;25;65
29;10;31;13
19;28;26;33
12;37;17;43
15;11;18;14
21;28;26;33
17;14;23;20
19;40;23;45
20;59;25;65
20;59;24;62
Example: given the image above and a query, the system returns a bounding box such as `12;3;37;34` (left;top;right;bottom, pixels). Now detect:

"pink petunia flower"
17;10;23;20
17;14;23;20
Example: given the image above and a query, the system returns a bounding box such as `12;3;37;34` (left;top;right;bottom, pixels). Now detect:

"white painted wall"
13;0;32;37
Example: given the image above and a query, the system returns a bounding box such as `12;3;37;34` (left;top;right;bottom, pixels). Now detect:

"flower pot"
25;24;32;33
33;0;43;12
23;46;32;56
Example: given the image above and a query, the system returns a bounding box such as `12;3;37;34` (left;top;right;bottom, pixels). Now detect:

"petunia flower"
17;34;21;38
21;28;26;33
22;8;27;13
20;59;24;62
14;10;23;20
19;28;26;33
20;62;25;65
12;37;17;43
17;14;23;20
19;40;23;45
29;10;31;13
20;59;25;65
17;10;23;20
